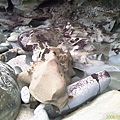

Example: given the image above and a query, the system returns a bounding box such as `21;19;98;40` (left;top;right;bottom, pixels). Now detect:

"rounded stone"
0;61;21;120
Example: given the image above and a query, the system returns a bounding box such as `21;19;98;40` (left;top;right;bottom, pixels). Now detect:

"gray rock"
0;32;5;44
0;61;21;120
0;49;17;62
0;45;8;54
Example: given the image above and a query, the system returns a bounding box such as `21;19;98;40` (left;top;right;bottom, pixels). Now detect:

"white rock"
7;32;19;42
21;86;30;103
30;104;50;120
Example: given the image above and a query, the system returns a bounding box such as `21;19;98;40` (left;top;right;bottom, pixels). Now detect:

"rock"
29;58;68;108
21;86;30;104
0;45;9;53
14;66;22;75
30;96;40;109
18;28;63;52
29;47;75;108
14;26;32;33
62;90;120;120
0;41;13;49
73;0;86;7
0;61;21;120
7;32;19;42
0;49;17;62
0;32;5;43
45;71;111;118
16;104;34;120
17;71;31;89
30;104;50;120
7;55;31;71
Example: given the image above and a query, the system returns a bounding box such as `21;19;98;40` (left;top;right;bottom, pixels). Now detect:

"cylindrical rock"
45;70;111;118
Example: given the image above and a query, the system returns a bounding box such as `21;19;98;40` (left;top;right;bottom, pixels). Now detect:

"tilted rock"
29;47;75;108
29;58;68;108
0;61;21;120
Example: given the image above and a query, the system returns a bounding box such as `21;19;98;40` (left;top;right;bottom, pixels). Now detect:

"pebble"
30;104;50;120
0;41;13;49
0;45;8;53
1;49;17;62
7;32;19;42
21;86;30;104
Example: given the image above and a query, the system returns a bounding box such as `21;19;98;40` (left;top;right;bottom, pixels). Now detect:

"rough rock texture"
0;61;21;120
29;47;75;108
18;28;63;52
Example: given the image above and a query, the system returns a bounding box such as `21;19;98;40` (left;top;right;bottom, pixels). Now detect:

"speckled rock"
0;61;21;120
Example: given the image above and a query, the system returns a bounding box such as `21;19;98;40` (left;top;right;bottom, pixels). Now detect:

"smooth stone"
16;104;34;120
0;41;13;49
0;45;8;53
7;55;31;71
1;49;17;62
21;86;30;104
17;71;31;89
62;90;120;120
14;66;23;75
0;61;21;120
30;104;50;120
7;32;19;42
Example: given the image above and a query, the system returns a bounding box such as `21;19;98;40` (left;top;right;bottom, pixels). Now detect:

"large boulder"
0;62;21;120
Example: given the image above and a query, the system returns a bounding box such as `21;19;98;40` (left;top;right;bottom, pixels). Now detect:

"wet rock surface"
0;0;120;120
